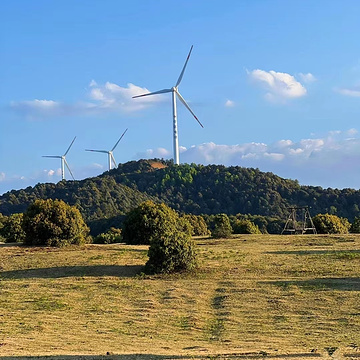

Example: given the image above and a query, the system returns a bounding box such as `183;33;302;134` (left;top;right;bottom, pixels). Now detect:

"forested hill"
0;175;155;223
1;159;360;223
106;160;360;221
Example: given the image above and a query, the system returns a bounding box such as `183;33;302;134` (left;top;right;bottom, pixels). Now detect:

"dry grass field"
0;234;360;359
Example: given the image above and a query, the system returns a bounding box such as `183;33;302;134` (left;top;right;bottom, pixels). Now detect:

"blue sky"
2;0;360;194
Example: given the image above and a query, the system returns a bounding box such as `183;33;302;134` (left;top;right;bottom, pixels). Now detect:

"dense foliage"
232;219;261;234
93;227;122;244
122;200;197;274
350;216;360;233
181;214;210;236
312;213;351;234
0;176;154;235
211;213;233;238
145;230;197;274
2;159;360;235
0;213;26;243
23;199;90;247
122;201;182;245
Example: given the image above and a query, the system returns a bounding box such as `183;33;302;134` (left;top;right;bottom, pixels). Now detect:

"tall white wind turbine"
42;136;76;181
133;45;203;165
85;128;128;170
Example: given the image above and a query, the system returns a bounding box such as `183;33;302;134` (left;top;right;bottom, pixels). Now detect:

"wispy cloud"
225;99;235;107
10;81;163;119
249;69;307;102
336;87;360;97
298;72;317;83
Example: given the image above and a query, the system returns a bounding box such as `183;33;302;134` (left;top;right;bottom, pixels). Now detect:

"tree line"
2;159;360;235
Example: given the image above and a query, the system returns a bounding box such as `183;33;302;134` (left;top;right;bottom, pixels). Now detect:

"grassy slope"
0;235;360;359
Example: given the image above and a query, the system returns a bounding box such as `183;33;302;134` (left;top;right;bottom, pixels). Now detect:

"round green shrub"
1;213;26;243
232;219;261;234
211;213;233;238
122;201;181;245
145;230;197;274
94;227;122;244
22;199;90;247
181;214;210;236
312;213;350;234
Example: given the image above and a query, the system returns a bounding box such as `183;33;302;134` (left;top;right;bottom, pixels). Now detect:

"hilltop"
1;159;360;233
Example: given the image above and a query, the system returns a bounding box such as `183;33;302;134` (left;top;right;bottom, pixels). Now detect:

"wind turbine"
85;128;128;170
42;136;76;180
133;45;203;165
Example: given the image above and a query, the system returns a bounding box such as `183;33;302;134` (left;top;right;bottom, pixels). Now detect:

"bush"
312;213;350;234
350;217;360;233
181;214;210;236
123;201;197;274
211;213;232;238
145;231;197;274
93;227;122;244
122;201;181;245
233;219;261;234
1;213;26;243
22;199;90;247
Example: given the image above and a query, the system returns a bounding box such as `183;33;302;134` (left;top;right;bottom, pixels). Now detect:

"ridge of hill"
1;159;360;231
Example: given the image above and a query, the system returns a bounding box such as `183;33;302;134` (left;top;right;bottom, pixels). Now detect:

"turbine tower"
42;136;76;180
85;128;128;170
133;45;203;165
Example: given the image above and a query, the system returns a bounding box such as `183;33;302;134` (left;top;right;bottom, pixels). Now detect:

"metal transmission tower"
281;206;317;235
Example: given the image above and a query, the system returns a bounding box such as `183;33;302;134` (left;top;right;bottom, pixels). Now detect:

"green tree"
233;219;261;234
181;214;210;236
212;213;232;238
350;216;360;233
145;230;197;274
1;213;26;243
312;213;350;234
122;201;181;245
22;199;90;247
93;227;122;244
123;201;197;274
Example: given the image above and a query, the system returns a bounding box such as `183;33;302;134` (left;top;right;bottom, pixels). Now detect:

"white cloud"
298;73;317;83
225;99;235;107
10;81;164;119
347;128;358;136
0;172;5;182
336;88;360;97
249;69;307;101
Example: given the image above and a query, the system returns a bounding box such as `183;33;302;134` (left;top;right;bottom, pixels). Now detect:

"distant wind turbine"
85;128;128;170
133;45;203;165
42;136;76;180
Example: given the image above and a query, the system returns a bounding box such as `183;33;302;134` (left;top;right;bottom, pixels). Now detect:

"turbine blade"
85;149;108;153
64;159;75;180
175;45;193;87
42;155;61;158
111;128;128;151
64;136;76;156
132;88;172;98
175;90;204;128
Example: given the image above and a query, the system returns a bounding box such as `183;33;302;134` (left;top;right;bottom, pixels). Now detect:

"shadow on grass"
0;265;144;279
0;352;325;360
265;277;360;291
